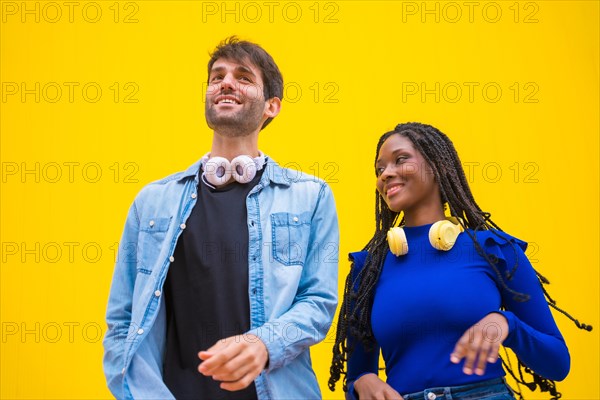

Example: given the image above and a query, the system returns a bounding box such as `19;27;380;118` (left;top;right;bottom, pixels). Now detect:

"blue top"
347;223;569;398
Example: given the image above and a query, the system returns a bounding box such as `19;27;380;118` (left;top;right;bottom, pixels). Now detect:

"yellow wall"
1;1;598;399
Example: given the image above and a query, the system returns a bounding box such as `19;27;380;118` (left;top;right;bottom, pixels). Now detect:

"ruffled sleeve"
476;230;570;381
345;251;380;400
476;230;528;279
348;251;369;285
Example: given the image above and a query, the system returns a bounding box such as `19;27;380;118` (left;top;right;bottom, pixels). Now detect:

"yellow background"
1;1;598;398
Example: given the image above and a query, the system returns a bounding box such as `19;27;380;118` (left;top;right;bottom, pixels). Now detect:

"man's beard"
205;98;265;137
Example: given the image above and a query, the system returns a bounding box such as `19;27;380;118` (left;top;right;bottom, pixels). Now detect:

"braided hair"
329;122;591;399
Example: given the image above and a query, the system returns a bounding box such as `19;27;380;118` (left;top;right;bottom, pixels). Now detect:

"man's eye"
239;76;252;82
210;76;223;82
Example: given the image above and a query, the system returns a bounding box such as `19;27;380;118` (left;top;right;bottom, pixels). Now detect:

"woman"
329;123;591;400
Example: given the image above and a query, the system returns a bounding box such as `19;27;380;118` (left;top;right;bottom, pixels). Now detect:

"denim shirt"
102;157;339;400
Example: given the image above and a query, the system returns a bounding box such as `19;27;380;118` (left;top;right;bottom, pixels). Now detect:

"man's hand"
197;333;268;391
450;312;509;376
354;373;404;400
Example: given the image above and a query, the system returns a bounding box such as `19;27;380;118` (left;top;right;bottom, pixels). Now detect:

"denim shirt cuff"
247;325;286;372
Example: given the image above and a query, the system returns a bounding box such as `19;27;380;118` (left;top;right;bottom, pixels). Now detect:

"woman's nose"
380;164;395;180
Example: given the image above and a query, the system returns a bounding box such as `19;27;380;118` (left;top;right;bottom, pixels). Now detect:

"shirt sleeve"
482;231;570;381
247;182;339;371
345;252;381;400
102;200;141;399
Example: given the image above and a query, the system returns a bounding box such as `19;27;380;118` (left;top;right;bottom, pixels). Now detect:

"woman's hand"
354;373;404;400
451;312;509;376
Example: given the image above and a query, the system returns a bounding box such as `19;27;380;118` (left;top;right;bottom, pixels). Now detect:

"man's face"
205;58;269;136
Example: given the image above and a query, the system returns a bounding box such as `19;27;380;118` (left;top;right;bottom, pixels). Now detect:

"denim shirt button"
137;328;144;335
154;290;161;297
149;220;155;227
293;216;299;222
427;392;436;400
191;193;197;199
180;223;186;230
121;368;125;375
169;256;175;262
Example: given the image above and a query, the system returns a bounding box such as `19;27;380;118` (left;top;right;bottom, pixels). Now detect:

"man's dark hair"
208;36;283;129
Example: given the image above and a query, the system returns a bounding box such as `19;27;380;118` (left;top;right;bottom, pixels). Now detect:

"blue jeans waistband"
402;378;515;400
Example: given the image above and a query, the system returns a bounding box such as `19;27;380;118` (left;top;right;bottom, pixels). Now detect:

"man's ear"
264;97;281;119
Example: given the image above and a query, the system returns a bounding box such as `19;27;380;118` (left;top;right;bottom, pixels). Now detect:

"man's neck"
210;131;260;159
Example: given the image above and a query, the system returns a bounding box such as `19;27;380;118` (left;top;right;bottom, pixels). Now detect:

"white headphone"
201;151;266;187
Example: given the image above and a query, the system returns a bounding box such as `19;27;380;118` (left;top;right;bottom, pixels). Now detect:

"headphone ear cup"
429;220;461;251
387;227;409;256
204;156;231;186
231;155;257;184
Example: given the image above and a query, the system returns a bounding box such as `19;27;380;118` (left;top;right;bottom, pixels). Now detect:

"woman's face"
375;134;443;219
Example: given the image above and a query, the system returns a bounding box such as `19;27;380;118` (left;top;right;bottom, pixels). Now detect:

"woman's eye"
376;167;384;176
396;156;407;164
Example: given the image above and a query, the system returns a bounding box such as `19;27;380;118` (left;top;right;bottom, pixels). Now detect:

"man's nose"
220;73;236;91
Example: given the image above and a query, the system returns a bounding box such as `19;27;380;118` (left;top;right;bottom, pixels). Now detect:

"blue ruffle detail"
348;251;369;290
472;230;529;285
348;251;369;270
476;229;527;250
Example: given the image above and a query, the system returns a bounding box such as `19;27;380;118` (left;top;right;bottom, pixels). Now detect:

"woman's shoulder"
348;250;370;271
467;229;528;252
464;229;530;272
346;251;371;289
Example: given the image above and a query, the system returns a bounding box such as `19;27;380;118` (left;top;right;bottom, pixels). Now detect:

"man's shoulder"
148;169;191;186
266;160;328;190
135;160;200;201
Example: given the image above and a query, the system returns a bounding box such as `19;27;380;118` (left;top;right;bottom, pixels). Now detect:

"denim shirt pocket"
137;216;172;274
271;212;311;266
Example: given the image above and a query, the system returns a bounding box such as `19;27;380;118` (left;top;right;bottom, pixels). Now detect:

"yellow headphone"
387;217;464;256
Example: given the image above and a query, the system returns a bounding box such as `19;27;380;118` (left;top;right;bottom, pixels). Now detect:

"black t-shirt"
163;169;263;400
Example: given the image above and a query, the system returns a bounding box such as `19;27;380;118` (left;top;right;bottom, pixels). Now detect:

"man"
102;37;339;399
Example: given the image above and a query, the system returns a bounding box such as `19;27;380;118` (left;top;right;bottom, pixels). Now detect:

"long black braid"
329;122;591;397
